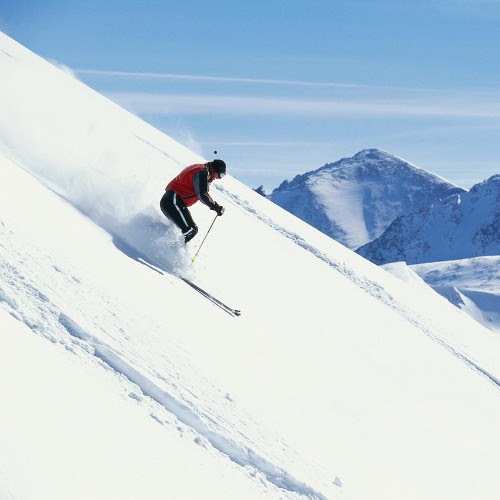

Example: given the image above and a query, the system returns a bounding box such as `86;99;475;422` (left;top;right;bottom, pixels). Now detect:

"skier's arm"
193;169;218;209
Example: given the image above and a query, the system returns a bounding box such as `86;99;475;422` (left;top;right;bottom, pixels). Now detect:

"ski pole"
191;214;218;263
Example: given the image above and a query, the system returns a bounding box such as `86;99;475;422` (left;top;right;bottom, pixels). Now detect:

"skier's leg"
183;226;198;243
177;199;198;242
160;190;198;242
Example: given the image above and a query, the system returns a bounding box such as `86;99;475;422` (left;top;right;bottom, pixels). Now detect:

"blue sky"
2;0;500;191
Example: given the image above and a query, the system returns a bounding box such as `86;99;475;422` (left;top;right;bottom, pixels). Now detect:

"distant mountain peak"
353;148;396;160
269;149;462;249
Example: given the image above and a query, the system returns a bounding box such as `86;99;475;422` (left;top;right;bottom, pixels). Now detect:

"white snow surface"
1;32;500;500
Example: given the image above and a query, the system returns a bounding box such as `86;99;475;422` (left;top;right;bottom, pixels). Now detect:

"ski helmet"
212;159;226;175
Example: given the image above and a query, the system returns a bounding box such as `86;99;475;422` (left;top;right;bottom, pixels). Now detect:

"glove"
213;203;225;216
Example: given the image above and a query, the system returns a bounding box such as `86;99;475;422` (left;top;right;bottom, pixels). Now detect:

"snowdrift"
1;32;500;500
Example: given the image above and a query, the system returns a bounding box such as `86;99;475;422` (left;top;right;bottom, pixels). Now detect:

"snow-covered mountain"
409;257;500;333
268;149;463;249
357;174;500;265
2;32;500;500
267;148;499;333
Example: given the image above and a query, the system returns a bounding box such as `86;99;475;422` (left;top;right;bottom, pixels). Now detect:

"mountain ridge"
268;148;464;249
358;174;500;264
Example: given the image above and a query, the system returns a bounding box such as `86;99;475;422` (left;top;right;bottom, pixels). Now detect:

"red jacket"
166;163;217;208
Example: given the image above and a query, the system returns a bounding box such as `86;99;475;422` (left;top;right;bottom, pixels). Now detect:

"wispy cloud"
76;68;364;88
78;67;500;120
75;68;447;93
106;91;500;120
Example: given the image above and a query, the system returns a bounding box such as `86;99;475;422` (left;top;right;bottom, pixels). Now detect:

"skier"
160;159;226;243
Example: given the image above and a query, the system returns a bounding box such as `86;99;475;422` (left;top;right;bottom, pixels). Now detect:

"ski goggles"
218;171;226;178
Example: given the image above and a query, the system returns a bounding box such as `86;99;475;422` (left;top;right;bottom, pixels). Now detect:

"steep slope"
0;308;283;500
269;149;462;249
2;32;500;500
357;175;500;265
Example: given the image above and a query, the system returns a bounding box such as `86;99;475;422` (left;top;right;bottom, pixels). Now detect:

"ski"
180;277;241;317
136;257;241;317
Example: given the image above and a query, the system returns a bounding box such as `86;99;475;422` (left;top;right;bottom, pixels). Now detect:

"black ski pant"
160;190;198;242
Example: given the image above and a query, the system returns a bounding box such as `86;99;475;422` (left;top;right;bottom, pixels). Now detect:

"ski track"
59;313;326;500
220;186;500;389
0;223;330;500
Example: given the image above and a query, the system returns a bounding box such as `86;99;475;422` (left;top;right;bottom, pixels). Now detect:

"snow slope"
1;32;500;500
268;149;462;249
